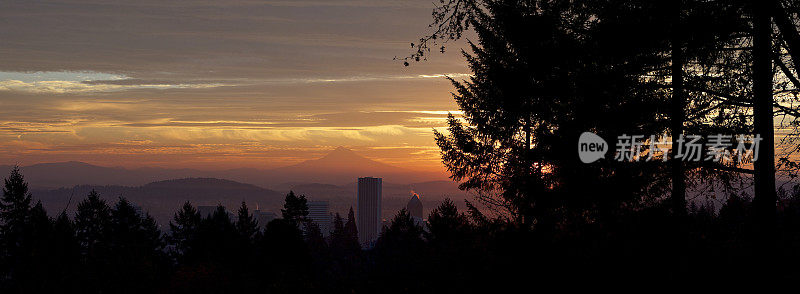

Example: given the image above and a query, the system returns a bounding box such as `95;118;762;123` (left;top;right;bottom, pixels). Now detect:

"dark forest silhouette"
7;0;800;291
5;166;800;291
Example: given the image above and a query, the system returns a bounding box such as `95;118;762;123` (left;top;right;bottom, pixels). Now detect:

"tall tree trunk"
752;0;776;232
668;0;689;278
670;0;686;217
523;116;532;226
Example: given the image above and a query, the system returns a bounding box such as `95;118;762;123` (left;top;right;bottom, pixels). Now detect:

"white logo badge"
578;132;608;163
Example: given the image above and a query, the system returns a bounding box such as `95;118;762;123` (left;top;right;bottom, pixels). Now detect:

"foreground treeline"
3;168;800;292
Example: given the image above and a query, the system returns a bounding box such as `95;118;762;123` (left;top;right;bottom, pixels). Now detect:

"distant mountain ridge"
1;147;447;189
268;147;420;184
284;147;401;171
30;177;470;227
143;178;264;189
6;148;465;226
31;177;284;227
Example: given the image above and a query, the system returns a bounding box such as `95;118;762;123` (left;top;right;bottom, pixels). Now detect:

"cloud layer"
0;0;469;171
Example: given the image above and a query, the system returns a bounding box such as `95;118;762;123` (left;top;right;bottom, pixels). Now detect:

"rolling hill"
31;178;284;227
1;147;447;189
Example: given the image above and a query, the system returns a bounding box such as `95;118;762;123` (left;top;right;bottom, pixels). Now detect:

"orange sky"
0;0;471;172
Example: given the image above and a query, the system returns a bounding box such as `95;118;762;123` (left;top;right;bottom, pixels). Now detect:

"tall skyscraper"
307;200;331;236
357;177;382;247
407;192;423;225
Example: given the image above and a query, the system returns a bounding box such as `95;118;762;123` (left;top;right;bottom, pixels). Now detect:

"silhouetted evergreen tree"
107;197;168;292
259;218;312;292
235;201;258;241
234;201;260;290
421;0;760;236
424;199;476;292
370;209;426;293
305;221;327;252
7;200;53;292
169;201;201;260
325;209;363;292
304;220;329;288
432;0;677;231
196;205;238;262
426;198;471;245
281;190;309;225
375;209;425;250
171;205;239;292
75;190;112;253
6;203;81;293
344;206;359;249
0;166;32;238
331;212;344;238
74;190;113;292
47;212;81;291
329;213;346;252
0;166;33;286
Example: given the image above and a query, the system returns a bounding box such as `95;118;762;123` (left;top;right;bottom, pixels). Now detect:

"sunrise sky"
0;0;471;172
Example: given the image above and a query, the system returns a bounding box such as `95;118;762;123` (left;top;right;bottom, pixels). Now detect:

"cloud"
0;79;225;94
116;111;456;129
0;71;467;94
0;0;468;171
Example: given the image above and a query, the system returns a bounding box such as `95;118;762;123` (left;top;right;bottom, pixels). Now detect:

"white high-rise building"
252;209;277;229
307;200;331;236
357;177;382;247
407;193;423;225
